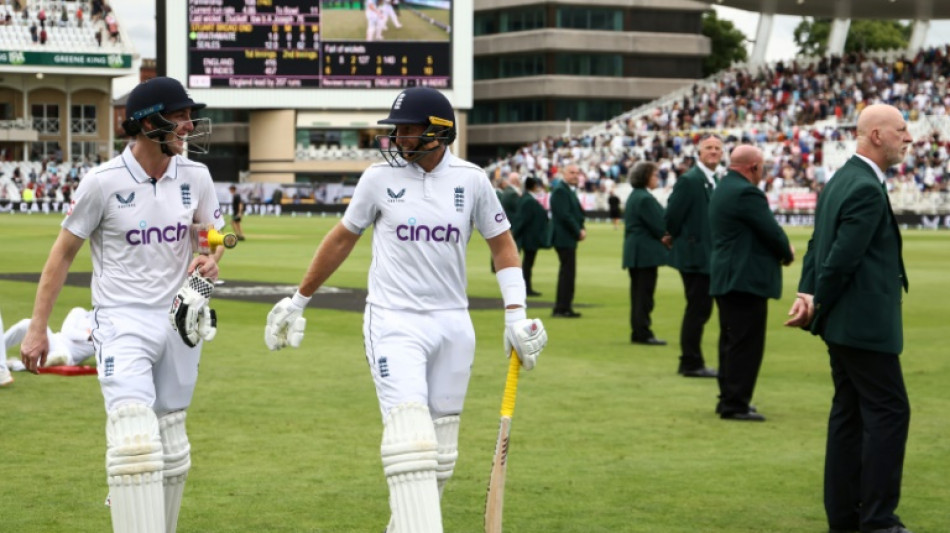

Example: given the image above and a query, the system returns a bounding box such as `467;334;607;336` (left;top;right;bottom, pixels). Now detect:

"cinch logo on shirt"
126;221;190;246
396;218;460;243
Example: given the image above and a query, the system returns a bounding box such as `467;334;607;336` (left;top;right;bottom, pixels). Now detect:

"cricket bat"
484;349;521;533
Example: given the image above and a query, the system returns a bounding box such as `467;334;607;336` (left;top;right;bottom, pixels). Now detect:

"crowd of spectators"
1;0;121;49
0;156;96;206
488;46;950;212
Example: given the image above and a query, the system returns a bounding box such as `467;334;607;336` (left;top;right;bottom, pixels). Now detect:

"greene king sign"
0;51;131;68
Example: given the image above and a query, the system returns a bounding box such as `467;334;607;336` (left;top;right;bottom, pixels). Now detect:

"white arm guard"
169;273;215;348
264;291;310;351
503;308;547;371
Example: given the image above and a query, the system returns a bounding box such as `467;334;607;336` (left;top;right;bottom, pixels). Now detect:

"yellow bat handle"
500;349;521;417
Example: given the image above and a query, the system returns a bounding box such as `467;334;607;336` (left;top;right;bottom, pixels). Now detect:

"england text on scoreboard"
186;0;452;90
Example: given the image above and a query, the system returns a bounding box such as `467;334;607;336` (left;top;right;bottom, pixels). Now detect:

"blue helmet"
122;77;211;154
377;87;456;166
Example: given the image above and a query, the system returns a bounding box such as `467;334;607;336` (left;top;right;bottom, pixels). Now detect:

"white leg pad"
433;416;459;499
381;403;442;533
160;410;191;533
106;404;166;533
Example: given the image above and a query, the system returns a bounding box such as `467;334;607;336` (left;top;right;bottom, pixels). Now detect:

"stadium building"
468;0;712;164
0;1;136;165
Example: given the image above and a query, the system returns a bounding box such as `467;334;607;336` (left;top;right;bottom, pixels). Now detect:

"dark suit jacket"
709;172;792;299
622;188;668;269
548;181;585;249
798;156;909;354
666;164;713;274
512;193;549;251
501;186;520;227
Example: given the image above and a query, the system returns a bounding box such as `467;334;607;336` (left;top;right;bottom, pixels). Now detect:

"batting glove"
265;291;310;350
197;307;217;343
504;308;547;371
169;273;216;348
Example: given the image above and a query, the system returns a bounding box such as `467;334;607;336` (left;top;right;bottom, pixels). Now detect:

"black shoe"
868;527;913;533
552;309;582;318
679;367;717;378
632;337;667;346
237;235;246;241
721;411;766;422
527;290;542;297
828;529;858;533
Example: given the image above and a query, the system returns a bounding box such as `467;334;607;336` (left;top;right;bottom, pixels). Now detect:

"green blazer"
665;164;713;274
548;181;585;249
708;172;792;299
622;188;668;269
512;193;549;251
798;156;909;354
501;185;520;225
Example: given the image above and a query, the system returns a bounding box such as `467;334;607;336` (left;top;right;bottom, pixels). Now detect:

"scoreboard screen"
186;0;452;90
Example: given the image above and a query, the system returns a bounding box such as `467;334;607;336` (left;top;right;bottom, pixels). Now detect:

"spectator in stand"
39;27;47;45
76;5;84;28
29;22;37;43
37;7;46;27
95;27;102;47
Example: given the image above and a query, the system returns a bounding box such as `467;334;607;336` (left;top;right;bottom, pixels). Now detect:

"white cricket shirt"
342;150;509;311
63;146;224;309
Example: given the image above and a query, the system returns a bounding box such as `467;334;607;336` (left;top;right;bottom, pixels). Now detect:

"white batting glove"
169;273;215;348
265;291;310;350
504;308;547;371
197;307;217;343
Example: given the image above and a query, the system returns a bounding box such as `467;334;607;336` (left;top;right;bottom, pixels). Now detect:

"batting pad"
433;416;460;498
106;404;166;533
381;403;442;533
160;410;191;533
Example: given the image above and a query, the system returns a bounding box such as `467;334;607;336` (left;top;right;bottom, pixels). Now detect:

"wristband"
505;307;527;325
495;267;527;309
291;290;312;309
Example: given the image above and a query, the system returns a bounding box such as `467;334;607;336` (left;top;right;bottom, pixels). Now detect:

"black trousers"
677;272;713;371
824;343;909;532
554;247;577;313
523;248;538;293
628;267;658;341
714;291;767;415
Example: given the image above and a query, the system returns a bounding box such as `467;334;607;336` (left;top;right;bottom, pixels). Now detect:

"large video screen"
187;0;450;90
163;0;471;109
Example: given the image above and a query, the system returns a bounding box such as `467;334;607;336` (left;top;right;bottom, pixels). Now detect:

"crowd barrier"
6;200;950;229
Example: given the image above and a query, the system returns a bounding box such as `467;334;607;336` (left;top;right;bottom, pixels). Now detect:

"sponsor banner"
0;50;132;68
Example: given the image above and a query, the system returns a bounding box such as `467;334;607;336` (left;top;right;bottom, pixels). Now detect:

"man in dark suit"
512;176;548;297
623;161;669;345
709;145;794;421
786;104;913;533
500;171;522;233
549;164;586;317
665;134;722;377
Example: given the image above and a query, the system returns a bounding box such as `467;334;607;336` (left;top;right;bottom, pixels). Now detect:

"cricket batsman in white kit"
265;86;548;532
20;77;224;533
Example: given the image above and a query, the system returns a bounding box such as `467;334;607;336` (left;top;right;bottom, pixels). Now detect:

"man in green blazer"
623;161;669;345
549;164;586;317
786;104;913;533
709;145;794;422
512;176;549;297
665;134;722;377
500;172;522;237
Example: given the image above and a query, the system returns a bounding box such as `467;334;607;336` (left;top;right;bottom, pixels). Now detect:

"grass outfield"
2;214;949;532
321;8;450;41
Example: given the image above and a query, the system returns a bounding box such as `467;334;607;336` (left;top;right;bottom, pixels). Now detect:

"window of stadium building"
474;7;545;36
554;100;627;121
70;105;97;135
31;104;60;134
71;141;99;162
628;9;702;33
499;55;546;78
555;53;622;77
499;101;545;122
31;142;61;161
556;7;622;31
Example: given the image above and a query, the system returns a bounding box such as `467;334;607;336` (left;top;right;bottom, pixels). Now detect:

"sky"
109;1;950;96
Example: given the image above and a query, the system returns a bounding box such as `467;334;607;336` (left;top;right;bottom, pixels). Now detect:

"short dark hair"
628;161;657;188
524;176;541;191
